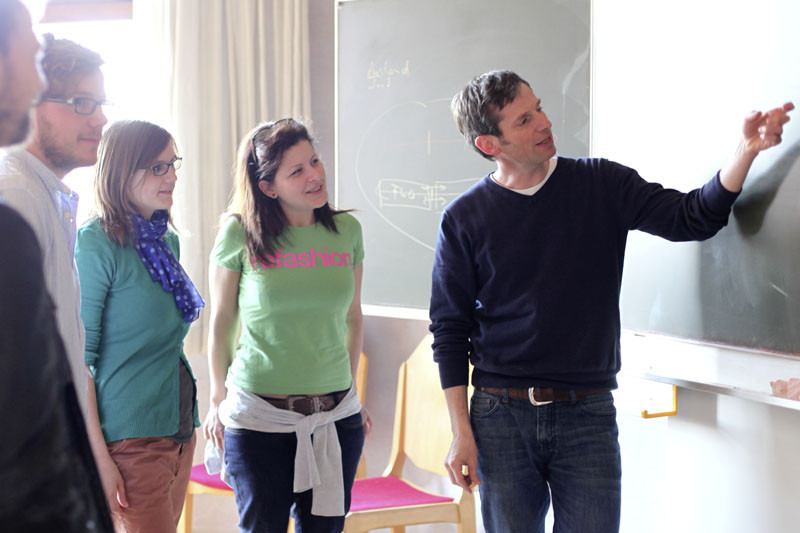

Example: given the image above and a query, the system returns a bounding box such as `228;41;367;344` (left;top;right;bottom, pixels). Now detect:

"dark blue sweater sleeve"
608;160;740;241
429;210;475;389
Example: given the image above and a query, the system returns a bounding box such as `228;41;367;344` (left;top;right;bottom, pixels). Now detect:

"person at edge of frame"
0;1;113;530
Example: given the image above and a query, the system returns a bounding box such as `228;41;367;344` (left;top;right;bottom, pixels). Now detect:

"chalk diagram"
354;98;491;251
375;177;476;212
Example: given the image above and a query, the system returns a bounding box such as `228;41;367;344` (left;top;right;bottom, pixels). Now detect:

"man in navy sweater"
430;69;793;532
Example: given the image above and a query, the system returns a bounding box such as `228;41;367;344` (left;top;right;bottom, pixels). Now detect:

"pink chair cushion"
349;476;453;512
190;464;232;491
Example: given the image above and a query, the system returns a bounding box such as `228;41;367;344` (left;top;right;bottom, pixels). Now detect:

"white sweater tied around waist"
204;383;362;516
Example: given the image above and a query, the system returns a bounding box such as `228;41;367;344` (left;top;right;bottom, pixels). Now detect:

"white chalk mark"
771;283;789;298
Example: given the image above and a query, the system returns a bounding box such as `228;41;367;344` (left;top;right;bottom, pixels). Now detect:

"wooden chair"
343;335;476;533
177;352;370;533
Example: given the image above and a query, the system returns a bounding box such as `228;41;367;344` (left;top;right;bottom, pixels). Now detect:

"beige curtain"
134;0;311;355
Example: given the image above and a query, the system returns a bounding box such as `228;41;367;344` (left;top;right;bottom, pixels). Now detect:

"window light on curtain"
135;0;312;356
39;0;132;22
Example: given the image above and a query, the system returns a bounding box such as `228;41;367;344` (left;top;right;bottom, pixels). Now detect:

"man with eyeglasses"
0;34;107;412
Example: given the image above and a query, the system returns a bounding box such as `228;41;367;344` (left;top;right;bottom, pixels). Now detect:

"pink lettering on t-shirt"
255;247;353;270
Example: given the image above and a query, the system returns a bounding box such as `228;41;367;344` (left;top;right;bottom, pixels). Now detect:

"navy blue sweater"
430;157;740;390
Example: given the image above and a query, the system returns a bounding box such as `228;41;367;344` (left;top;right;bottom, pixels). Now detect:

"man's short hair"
39;33;103;100
451;70;531;161
0;0;24;55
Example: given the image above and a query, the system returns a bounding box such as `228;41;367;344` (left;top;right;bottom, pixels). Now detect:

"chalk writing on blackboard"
376;178;477;212
338;0;592;310
352;98;490;252
367;59;410;89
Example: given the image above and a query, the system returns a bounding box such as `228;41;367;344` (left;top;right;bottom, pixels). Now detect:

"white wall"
616;376;800;532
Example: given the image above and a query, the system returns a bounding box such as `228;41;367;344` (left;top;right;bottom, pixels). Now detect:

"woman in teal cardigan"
76;120;204;533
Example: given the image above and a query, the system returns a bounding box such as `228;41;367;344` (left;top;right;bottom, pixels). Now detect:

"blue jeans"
223;412;365;533
471;389;621;533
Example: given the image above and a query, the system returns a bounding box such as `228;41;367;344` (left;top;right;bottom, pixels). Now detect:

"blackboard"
593;0;800;355
336;0;591;312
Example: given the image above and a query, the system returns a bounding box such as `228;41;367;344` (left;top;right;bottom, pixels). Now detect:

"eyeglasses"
250;118;293;173
41;96;110;115
150;157;182;176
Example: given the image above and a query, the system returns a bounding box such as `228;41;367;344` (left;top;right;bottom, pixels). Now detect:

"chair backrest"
385;334;457;478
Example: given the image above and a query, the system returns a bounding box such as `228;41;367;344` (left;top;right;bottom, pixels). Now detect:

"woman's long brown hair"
225;118;343;260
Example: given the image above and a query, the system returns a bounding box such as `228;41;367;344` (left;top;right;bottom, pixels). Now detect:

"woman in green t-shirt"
204;118;369;533
77;120;204;532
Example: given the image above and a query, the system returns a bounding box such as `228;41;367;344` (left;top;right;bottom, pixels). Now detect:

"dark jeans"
224;412;364;533
471;389;622;533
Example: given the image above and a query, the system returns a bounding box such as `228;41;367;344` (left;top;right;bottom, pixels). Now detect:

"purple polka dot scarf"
132;210;205;322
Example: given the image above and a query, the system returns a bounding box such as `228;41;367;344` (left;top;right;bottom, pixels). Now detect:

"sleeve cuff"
85;351;99;367
707;171;741;212
437;357;470;390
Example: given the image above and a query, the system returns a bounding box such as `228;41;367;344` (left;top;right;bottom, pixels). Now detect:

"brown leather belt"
259;390;348;415
477;386;610;406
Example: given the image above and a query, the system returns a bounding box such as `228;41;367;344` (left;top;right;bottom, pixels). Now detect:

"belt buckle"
528;387;553;406
311;396;325;413
285;395;306;412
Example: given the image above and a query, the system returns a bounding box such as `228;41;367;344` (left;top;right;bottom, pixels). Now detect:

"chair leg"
390;527;405;533
355;452;367;479
458;517;475;533
177;490;193;533
342;516;357;533
458;489;477;533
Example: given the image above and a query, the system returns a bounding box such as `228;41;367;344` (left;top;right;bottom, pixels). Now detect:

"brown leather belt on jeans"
259;390;348;415
477;386;610;405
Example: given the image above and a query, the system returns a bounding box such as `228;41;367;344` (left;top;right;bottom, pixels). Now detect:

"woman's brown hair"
93;120;175;245
225;118;343;260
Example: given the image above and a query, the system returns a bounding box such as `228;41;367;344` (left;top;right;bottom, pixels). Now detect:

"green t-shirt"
212;212;364;395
